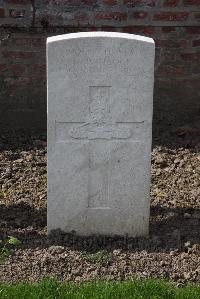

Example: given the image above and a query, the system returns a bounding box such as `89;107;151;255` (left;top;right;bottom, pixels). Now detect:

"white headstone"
47;32;155;236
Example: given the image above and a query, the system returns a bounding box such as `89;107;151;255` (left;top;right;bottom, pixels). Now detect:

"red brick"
31;38;46;48
124;0;155;7
162;26;176;33
184;0;200;5
190;64;200;74
11;64;26;76
103;0;117;5
0;64;7;72
82;0;97;4
63;26;97;33
179;39;187;48
158;65;186;75
101;25;116;31
40;0;50;3
86;26;98;31
163;0;179;6
10;9;26;18
73;12;87;21
161;51;176;61
157;78;172;83
3;51;34;59
0;8;5;17
194;12;200;19
156;39;186;48
132;11;148;18
12;37;30;46
173;78;200;85
175;127;200;134
63;26;76;33
123;26;154;34
185;27;200;34
193;39;200;46
95;12;127;21
156;39;179;48
181;52;200;61
32;64;46;73
7;0;29;4
154;12;189;21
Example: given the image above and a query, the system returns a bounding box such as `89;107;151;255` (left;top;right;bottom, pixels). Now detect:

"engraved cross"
56;86;144;209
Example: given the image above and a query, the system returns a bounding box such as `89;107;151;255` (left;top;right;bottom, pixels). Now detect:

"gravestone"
47;32;155;236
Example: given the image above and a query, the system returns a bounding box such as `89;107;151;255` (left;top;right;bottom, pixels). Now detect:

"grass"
0;278;199;299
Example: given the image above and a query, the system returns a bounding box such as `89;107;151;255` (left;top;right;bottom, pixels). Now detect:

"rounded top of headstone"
47;32;154;45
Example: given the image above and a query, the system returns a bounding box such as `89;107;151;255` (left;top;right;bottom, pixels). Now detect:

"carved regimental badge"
69;86;132;140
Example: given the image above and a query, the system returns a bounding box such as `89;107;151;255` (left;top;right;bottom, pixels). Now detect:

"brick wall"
0;0;200;132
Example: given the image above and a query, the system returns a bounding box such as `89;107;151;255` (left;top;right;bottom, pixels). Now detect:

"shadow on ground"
0;202;199;254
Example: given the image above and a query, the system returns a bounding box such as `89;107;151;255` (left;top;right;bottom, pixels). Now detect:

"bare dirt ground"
0;130;199;285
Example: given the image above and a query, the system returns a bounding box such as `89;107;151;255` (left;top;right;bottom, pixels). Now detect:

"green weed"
0;236;21;264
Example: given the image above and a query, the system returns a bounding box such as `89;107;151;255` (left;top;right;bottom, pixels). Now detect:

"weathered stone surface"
47;32;155;236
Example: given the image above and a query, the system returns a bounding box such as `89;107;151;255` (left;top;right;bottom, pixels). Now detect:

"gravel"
0;130;199;284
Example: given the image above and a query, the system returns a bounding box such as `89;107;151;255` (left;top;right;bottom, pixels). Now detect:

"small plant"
0;236;21;264
0;188;9;198
82;250;113;265
38;175;47;190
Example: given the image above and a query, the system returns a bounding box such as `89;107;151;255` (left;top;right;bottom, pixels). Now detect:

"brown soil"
0;131;199;285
